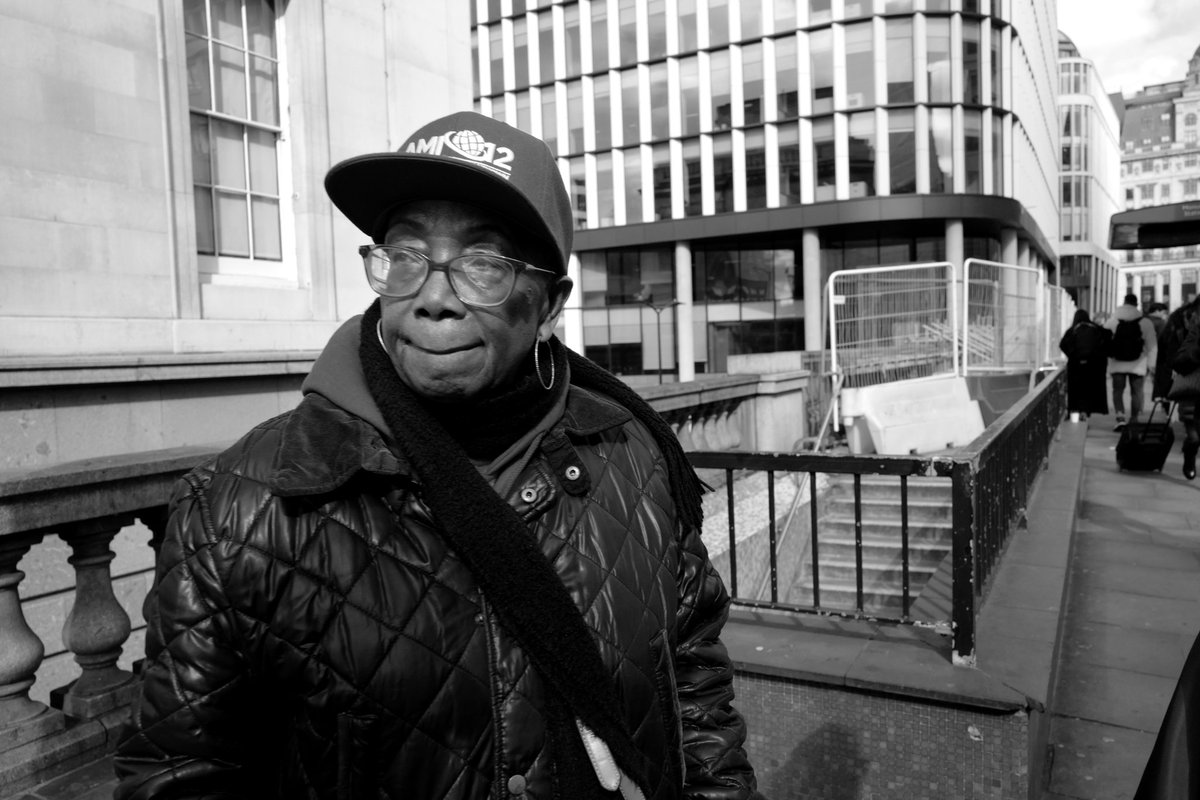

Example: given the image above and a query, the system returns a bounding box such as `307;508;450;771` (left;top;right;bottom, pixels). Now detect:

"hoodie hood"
1114;304;1143;322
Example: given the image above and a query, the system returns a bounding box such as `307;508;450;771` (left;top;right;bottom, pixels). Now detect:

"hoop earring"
376;320;388;353
533;337;555;391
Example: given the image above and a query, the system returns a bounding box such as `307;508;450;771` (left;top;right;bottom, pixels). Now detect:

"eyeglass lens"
365;246;515;306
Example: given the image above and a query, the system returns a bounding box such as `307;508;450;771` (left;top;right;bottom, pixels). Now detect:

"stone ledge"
0;705;128;799
0;351;320;389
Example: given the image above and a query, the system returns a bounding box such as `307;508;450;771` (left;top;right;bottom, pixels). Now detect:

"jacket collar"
267;385;632;498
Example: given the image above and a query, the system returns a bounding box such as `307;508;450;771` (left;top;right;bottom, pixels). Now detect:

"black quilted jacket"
113;385;762;799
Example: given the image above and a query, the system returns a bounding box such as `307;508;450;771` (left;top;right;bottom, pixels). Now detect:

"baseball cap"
324;111;573;275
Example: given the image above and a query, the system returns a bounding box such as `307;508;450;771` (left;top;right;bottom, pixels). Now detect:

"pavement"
1041;403;1200;800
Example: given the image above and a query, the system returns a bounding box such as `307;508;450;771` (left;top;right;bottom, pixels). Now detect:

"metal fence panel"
827;262;959;389
962;259;1043;373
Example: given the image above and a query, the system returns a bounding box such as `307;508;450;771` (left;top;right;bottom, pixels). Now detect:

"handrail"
745;371;846;601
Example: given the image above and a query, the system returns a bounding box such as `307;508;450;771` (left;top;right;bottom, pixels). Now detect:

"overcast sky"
1056;0;1198;97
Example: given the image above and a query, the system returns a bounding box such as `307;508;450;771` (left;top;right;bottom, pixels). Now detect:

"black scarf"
358;300;706;796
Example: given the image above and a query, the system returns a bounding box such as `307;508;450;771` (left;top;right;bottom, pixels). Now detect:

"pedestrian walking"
1058;309;1110;419
113;111;766;799
1104;294;1158;430
1146;301;1170;340
1153;295;1200;480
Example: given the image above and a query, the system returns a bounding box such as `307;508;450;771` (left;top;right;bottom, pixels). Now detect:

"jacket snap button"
473;612;484;625
507;773;526;795
520;487;537;503
564;465;581;481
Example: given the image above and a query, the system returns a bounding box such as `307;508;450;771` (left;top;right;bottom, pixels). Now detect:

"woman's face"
376;200;571;403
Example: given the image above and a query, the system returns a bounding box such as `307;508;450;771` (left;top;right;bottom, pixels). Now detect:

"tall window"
929;108;953;192
962;21;981;105
596;153;615;225
809;0;832;25
680;56;701;135
683;138;703;215
623;147;643;222
740;0;761;39
746;128;767;209
886;19;914;103
714;133;734;212
621;68;640;144
538;12;555;83
647;0;667;60
709;0;730;47
844;22;874;108
185;0;282;264
889;109;916;194
774;0;796;32
743;43;764;125
591;1;609;72
848;112;875;196
776;36;799;118
964;110;982;192
992;113;1004;194
652;143;672;219
563;5;581;76
649;63;670;140
778;123;801;204
513;18;529;88
594;75;612;150
618;0;637;65
810;28;833;114
569;157;587;228
489;25;505;92
813;117;836;200
990;28;1002;105
926;18;951;103
566;80;584;152
541;89;558;153
678;0;698;52
711;50;732;130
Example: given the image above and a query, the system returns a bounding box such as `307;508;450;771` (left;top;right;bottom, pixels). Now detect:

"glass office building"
1056;32;1122;315
472;0;1060;380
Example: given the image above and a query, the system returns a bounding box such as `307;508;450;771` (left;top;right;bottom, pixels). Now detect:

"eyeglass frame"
358;244;558;308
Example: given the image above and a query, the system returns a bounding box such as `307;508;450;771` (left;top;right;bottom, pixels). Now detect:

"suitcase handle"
1140;399;1175;438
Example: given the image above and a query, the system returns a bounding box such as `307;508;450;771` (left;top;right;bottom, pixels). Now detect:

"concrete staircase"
790;474;953;616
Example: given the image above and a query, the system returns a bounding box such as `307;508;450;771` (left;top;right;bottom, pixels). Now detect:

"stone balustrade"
0;373;810;794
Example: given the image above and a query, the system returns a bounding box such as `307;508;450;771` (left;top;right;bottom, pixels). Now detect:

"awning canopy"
1109;201;1200;249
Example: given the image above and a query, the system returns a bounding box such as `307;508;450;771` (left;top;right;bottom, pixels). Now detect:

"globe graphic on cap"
450;130;486;158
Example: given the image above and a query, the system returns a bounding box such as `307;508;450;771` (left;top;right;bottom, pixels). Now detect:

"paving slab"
1046;716;1157;800
1061;620;1198;677
1045;408;1200;800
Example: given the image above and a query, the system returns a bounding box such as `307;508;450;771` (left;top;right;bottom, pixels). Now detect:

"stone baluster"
722;400;743;450
52;515;138;719
138;506;170;563
0;532;64;748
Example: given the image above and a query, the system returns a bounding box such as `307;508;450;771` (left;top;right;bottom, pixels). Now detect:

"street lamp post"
642;296;681;384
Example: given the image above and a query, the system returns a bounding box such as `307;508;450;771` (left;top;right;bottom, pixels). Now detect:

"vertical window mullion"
240;1;254;257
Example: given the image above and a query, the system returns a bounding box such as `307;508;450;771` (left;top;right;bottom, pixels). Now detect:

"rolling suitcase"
1116;400;1175;472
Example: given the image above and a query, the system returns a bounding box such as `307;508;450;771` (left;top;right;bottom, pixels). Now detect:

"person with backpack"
1059;309;1111;419
1103;294;1158;431
1153;295;1200;480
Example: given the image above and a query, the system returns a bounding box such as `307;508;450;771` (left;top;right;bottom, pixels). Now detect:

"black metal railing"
689;367;1067;664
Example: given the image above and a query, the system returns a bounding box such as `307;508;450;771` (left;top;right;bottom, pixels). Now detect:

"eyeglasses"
359;245;556;308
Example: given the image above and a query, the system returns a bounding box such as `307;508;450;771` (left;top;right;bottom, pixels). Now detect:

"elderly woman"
1059;309;1110;420
114;112;764;800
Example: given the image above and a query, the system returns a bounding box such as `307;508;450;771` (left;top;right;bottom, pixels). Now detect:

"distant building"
472;0;1062;381
1055;32;1122;315
1115;42;1200;307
